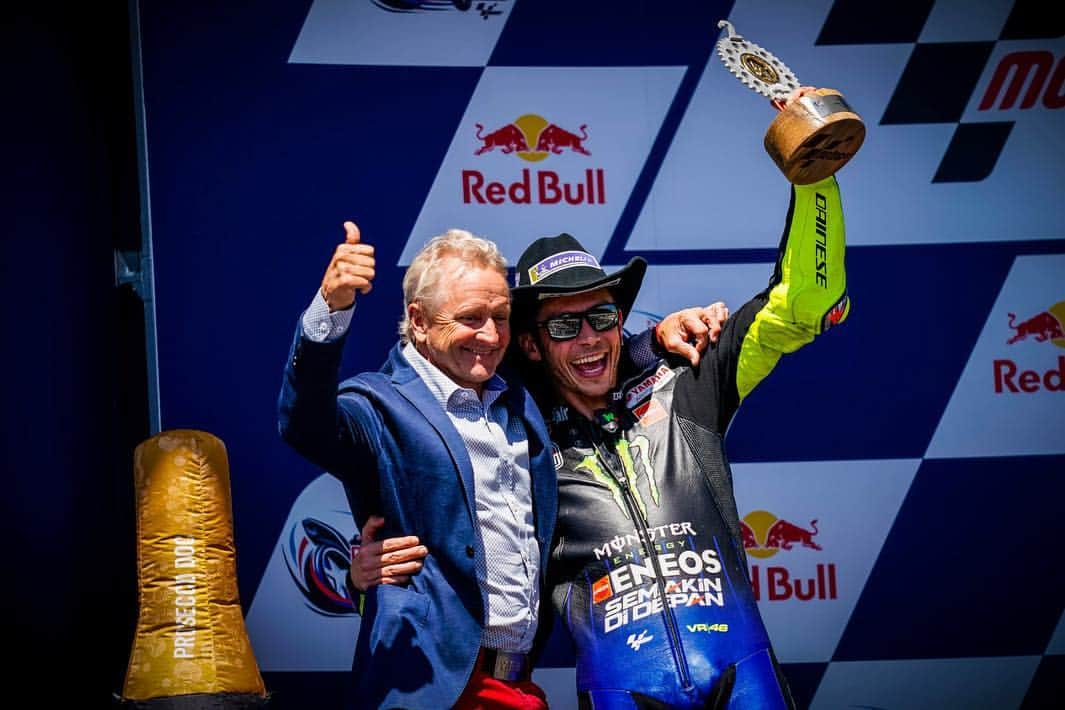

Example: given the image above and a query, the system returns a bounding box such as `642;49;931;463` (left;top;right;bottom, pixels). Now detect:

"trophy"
715;20;864;184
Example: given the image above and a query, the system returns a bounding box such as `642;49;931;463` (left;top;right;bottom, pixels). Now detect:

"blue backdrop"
135;1;1064;707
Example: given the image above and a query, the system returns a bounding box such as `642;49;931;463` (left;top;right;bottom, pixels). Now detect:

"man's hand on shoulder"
321;221;376;312
655;302;730;367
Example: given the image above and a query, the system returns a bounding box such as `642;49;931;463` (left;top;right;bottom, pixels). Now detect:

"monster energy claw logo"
577;436;658;518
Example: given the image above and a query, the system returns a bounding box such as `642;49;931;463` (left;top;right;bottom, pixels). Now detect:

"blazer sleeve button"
465;545;475;558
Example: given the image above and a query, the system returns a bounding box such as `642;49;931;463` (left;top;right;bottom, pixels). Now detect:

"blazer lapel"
388;346;478;526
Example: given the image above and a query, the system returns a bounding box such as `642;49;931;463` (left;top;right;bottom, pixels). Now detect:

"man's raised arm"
278;221;376;473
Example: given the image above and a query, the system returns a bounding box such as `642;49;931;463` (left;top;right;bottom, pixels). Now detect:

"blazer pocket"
373;583;431;631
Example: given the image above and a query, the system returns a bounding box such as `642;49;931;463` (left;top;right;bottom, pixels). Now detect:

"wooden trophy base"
764;88;865;185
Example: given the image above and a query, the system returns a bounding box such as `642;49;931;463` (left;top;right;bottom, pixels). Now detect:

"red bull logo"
741;510;837;602
536;122;591;156
1006;303;1065;346
464;114;605;206
474;122;529;156
474;114;591;162
995;301;1065;394
741;510;821;559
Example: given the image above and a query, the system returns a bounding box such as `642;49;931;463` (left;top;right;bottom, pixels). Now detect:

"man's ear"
518;331;542;362
408;303;428;344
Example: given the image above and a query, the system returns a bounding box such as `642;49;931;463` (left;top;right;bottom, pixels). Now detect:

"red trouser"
452;668;548;710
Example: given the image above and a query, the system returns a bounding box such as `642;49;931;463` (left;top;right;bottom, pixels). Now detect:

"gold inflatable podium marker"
120;430;268;708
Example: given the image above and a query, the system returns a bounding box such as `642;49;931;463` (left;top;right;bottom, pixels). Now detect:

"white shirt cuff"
301;290;355;343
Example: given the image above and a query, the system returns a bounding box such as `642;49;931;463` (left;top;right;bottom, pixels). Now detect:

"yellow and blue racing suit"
544;177;849;709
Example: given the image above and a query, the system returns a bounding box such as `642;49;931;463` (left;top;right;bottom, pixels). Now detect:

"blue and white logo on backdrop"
291;0;514;67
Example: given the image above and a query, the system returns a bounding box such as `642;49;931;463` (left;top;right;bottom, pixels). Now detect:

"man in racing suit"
503;165;848;708
354;94;849;709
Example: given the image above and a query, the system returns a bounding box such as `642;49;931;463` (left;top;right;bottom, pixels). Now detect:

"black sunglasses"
537;303;620;341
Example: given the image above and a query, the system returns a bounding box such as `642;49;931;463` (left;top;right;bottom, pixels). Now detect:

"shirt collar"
402;341;507;410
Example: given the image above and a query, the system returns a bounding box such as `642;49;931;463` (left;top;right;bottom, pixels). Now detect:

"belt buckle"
490;650;525;682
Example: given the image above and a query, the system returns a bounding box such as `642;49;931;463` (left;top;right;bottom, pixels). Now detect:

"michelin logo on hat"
529;250;601;284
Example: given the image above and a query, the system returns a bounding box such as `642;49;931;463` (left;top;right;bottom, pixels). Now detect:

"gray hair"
399;229;508;344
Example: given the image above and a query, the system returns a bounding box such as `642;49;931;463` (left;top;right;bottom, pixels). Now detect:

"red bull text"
462;168;606;205
994;356;1065;393
749;564;838;601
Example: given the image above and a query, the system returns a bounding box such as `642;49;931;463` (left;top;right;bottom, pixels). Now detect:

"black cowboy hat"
510;233;647;325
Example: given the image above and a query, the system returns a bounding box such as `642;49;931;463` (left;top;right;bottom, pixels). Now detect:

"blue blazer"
279;326;558;709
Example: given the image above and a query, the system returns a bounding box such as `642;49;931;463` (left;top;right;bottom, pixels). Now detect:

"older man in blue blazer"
279;222;558;709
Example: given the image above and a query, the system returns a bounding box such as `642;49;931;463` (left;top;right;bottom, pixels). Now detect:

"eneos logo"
464;114;605;205
994;301;1065;394
741;510;837;602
